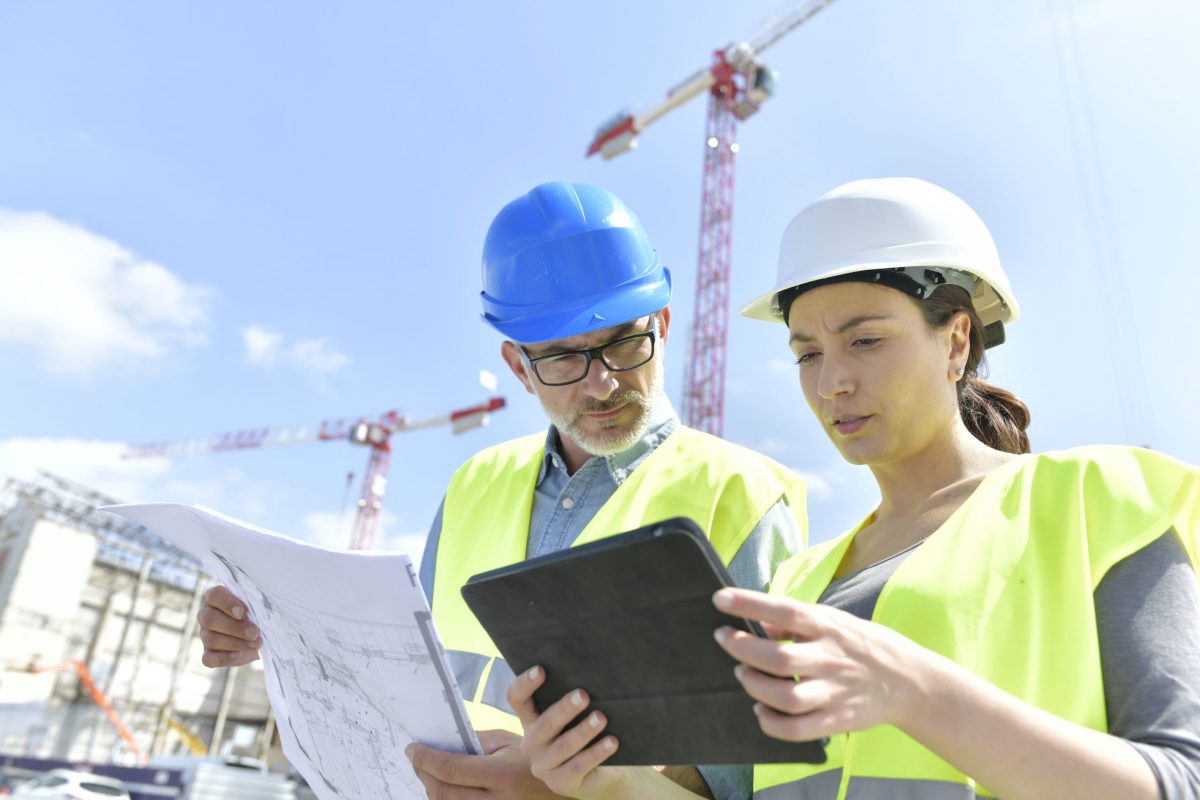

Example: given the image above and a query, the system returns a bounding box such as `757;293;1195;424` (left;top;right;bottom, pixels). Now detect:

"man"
197;182;806;799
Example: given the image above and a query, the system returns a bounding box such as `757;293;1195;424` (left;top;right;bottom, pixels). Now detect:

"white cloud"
754;438;835;502
796;470;834;502
0;210;210;377
243;326;284;366
289;338;349;374
0;437;170;502
302;509;428;569
243;326;349;375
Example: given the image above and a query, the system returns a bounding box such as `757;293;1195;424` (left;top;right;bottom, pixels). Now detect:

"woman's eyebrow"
789;314;894;345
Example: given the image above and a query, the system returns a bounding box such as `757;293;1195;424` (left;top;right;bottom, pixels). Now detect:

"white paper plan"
104;502;480;800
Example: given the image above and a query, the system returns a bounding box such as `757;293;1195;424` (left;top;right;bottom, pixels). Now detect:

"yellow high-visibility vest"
433;426;807;733
754;445;1200;799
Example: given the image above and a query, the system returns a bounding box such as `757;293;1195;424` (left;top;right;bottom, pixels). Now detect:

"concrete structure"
0;473;278;768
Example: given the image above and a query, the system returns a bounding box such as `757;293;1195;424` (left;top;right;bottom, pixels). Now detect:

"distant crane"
123;394;506;550
586;0;837;436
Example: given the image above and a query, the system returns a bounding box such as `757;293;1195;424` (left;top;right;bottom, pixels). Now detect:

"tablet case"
460;517;826;766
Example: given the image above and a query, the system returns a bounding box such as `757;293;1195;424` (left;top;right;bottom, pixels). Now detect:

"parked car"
11;769;129;799
0;766;37;796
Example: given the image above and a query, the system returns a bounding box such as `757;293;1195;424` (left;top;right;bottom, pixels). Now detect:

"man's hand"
405;729;568;800
197;585;261;668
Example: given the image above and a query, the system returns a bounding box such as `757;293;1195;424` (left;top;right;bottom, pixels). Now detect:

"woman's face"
786;282;965;467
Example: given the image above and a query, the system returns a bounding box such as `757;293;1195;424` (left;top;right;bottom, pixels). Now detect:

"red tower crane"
586;0;837;436
122;395;506;550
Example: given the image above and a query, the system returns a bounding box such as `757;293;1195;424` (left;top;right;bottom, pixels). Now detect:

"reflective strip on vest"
753;769;842;799
482;657;516;711
446;650;489;702
754;773;981;799
446;650;515;713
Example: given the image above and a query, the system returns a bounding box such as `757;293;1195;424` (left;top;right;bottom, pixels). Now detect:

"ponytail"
959;375;1031;454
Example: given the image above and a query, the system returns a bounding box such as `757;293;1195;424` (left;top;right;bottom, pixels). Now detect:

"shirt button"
561;497;575;510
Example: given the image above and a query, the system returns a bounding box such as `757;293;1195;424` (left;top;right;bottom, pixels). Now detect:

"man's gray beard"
541;361;664;458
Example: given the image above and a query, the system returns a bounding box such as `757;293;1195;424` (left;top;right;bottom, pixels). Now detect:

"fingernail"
571;690;584;707
603;737;615;751
713;589;733;609
752;703;763;716
232;606;245;620
713;626;729;643
588;712;601;729
244;625;258;639
404;744;413;760
734;664;745;681
526;666;541;681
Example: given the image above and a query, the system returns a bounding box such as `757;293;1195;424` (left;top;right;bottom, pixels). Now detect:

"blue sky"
2;0;1197;560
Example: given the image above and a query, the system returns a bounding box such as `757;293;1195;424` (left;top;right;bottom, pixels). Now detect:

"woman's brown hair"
919;285;1031;454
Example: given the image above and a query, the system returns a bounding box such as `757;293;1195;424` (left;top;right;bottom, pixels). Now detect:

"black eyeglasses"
522;327;657;387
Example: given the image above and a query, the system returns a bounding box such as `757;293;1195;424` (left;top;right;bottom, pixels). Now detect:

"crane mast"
586;0;836;435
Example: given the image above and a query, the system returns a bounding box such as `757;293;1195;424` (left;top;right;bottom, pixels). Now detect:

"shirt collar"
538;395;680;485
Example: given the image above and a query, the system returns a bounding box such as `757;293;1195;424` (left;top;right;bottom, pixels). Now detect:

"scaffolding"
0;472;277;767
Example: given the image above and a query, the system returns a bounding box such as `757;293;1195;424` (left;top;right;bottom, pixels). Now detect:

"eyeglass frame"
519;319;659;387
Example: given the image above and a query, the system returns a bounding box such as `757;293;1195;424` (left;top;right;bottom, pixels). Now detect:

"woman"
505;178;1200;800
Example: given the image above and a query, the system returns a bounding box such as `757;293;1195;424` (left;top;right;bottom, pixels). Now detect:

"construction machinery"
586;0;837;436
18;659;147;766
122;394;505;550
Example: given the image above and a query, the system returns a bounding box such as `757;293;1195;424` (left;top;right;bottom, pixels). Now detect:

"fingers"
735;665;834;716
713;588;825;640
198;622;260;651
752;702;842;743
411;766;488;800
537;734;618;794
200;645;261;668
202;585;247;620
405;743;486;788
714;626;822;680
524;687;591;754
197;603;258;642
516;681;619;795
542;707;608;772
475;728;520;756
197;585;260;669
506;666;545;728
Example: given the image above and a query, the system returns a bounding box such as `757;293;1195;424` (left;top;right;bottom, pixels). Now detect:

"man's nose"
578;357;618;400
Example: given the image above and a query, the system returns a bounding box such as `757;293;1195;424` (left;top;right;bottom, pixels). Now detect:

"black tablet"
460;517;826;766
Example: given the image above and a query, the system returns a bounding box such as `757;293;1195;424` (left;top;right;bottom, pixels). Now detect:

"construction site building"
0;472;278;767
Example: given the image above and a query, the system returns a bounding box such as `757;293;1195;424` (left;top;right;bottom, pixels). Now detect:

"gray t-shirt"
817;531;1200;799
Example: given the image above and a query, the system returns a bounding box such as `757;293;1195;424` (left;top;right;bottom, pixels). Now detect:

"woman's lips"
833;415;872;435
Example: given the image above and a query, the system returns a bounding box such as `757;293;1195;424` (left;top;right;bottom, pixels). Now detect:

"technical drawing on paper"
104;503;479;800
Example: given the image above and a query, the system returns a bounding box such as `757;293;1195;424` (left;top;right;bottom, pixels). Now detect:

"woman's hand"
712;587;927;742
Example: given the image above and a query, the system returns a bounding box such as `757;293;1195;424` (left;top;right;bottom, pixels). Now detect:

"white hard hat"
740;177;1019;342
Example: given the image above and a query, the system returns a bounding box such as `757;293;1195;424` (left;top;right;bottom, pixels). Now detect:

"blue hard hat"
480;182;672;343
